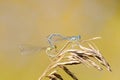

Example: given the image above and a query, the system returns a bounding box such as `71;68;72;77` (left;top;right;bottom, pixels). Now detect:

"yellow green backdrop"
0;0;120;80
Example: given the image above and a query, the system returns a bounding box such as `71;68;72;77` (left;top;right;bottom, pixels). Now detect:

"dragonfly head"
77;35;81;40
47;45;57;51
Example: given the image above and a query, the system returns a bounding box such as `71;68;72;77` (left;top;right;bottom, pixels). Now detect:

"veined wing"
19;44;47;55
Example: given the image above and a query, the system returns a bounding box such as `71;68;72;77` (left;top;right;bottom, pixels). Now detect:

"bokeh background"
0;0;120;80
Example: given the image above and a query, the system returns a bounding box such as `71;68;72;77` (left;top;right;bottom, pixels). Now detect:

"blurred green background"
0;0;120;80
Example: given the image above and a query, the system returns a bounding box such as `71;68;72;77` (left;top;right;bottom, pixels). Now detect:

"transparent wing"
19;44;46;55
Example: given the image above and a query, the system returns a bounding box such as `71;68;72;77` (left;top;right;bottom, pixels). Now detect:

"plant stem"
38;41;71;80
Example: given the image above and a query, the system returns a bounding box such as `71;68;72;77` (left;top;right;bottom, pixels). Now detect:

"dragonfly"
19;33;81;57
47;33;81;48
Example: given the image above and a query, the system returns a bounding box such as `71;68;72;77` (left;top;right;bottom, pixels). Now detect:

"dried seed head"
59;65;78;80
38;35;112;80
52;73;63;80
65;43;111;71
46;71;63;80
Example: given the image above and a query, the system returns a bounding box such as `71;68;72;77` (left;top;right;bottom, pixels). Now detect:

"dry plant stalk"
59;65;78;80
46;70;63;80
38;37;111;80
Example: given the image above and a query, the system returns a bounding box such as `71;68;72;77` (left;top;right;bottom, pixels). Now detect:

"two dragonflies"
19;33;81;56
